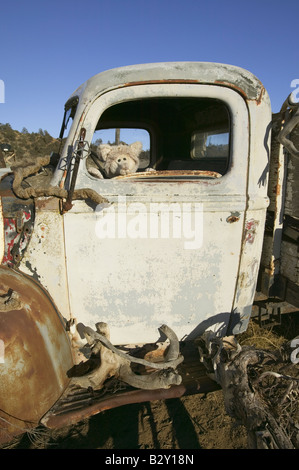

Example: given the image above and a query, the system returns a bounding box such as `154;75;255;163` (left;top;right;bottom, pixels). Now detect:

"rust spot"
256;86;266;106
226;214;240;224
214;80;248;99
35;197;60;211
273;183;281;196
115;170;221;181
214;80;265;105
0;187;14;197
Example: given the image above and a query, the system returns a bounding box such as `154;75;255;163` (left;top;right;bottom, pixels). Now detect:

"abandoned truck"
0;62;298;444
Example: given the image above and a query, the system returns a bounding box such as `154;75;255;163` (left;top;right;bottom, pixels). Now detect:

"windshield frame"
59;96;79;140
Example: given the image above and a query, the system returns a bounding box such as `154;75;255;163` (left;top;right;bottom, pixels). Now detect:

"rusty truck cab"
50;62;271;344
0;62;272;441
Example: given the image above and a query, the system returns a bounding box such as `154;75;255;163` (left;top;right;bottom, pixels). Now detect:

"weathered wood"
258;112;299;301
284;122;299;218
280;239;299;284
258;114;287;296
284;278;299;308
267;114;285;213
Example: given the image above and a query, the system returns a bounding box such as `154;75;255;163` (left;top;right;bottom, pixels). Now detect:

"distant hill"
0;123;61;167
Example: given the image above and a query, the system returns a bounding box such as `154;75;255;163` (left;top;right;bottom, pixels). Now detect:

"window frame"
75;83;249;198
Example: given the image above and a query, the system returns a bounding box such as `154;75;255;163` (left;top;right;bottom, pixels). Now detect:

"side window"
190;129;230;174
191;130;229;159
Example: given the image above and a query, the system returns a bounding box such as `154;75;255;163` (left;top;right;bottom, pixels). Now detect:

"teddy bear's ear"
129;141;143;158
97;144;112;162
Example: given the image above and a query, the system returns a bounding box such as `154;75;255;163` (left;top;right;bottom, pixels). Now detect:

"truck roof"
65;61;266;109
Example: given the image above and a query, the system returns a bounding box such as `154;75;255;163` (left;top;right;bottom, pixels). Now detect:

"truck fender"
0;265;73;444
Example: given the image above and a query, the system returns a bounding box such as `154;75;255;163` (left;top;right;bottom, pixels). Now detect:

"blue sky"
0;0;298;137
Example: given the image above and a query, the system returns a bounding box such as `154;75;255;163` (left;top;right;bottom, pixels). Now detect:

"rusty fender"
0;265;73;444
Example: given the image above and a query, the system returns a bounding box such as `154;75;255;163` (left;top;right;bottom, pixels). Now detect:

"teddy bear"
87;141;143;179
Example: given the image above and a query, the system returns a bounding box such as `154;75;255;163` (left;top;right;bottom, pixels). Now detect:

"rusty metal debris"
68;322;184;390
40;323;219;431
278;106;299;159
41;374;219;430
198;332;299;449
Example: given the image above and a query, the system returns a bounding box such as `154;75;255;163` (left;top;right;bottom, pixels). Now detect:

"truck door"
63;82;271;345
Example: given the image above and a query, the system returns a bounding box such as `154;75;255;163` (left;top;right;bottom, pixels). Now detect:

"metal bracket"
73;138;90;160
62;128;86;213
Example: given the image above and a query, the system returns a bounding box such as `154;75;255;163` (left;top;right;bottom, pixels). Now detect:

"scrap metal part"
68;322;184;390
41;324;220;430
278;96;299;159
41;375;219;430
199;332;299;449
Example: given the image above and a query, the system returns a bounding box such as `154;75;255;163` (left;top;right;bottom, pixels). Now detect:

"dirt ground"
3;314;298;450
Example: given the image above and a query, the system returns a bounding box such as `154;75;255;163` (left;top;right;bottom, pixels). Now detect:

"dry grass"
238;320;287;351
